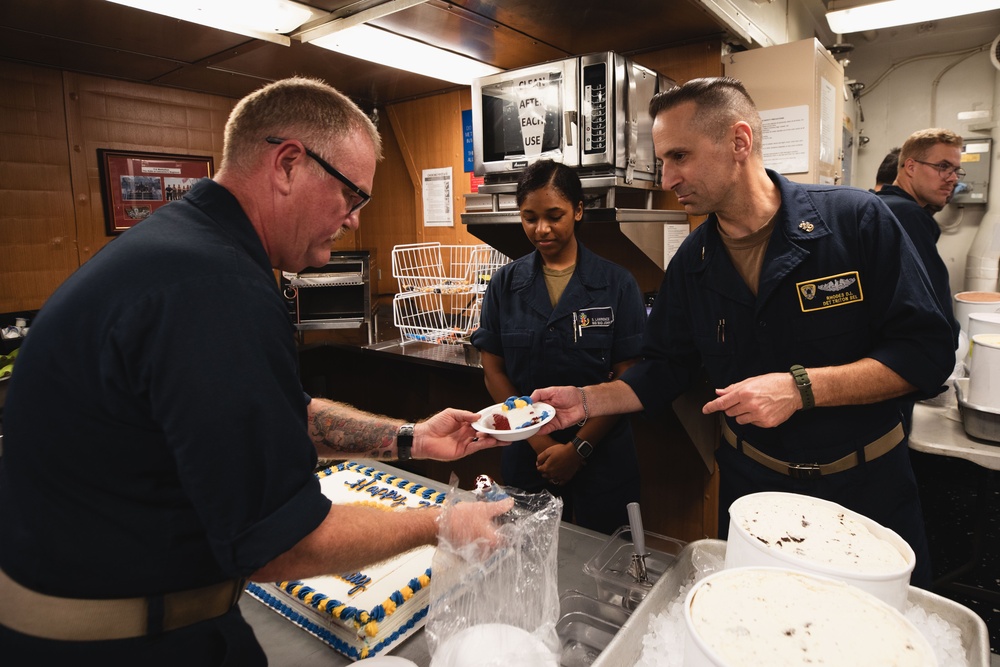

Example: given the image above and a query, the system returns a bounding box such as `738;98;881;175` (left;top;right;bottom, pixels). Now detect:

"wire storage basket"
391;243;509;344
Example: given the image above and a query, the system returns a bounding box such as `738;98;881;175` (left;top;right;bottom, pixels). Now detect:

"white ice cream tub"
725;491;915;611
682;566;936;667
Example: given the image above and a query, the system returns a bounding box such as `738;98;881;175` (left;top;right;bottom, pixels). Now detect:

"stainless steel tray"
556;591;632;667
590;539;991;667
955;377;1000;443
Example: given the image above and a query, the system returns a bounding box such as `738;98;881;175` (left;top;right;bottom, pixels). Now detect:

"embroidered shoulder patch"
796;271;863;312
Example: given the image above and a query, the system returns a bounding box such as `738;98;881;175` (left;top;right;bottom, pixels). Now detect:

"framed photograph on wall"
98;149;214;235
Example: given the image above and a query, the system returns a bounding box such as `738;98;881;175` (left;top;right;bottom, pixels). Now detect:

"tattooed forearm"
307;400;400;458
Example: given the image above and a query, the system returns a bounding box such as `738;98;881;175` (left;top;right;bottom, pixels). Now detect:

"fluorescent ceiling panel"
307;24;502;85
106;0;326;45
826;0;1000;34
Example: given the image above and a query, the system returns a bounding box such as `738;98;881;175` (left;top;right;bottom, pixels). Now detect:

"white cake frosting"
245;461;446;660
730;492;908;573
686;568;937;666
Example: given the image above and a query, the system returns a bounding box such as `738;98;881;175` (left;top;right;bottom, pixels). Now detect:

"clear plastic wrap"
426;479;564;666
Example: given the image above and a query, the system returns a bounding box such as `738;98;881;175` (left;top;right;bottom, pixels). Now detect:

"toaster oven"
280;250;376;343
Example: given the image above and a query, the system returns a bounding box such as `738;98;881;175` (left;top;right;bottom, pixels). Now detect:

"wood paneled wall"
0;64;78;313
65;72;232;263
0;61;233;313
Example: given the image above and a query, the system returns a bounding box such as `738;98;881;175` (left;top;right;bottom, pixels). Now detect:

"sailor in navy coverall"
472;160;646;534
532;78;955;587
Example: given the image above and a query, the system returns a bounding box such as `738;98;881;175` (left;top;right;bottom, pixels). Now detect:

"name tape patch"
577;307;614;329
796;271;863;312
573;306;614;341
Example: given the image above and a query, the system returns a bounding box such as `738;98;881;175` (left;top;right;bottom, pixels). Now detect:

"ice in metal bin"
556;591;632;667
590;539;992;667
583;526;686;609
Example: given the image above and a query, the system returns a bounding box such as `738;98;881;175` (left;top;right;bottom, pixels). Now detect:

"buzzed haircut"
648;77;763;156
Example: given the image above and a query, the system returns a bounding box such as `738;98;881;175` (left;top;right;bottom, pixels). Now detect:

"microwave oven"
471;52;672;186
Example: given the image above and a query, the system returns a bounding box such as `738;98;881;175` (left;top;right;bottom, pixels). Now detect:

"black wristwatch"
572;436;594;459
397;423;415;460
790;365;814;410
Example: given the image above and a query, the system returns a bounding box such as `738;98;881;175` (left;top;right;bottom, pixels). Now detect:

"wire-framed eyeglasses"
912;159;966;180
265;136;371;213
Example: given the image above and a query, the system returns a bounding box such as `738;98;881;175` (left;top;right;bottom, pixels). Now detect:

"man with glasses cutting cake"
0;77;510;665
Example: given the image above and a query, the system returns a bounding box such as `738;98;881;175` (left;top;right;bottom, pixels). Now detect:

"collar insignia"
798;221;815;232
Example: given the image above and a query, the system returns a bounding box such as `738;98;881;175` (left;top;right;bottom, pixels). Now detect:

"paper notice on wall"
760;105;809;174
422;167;453;227
664;222;690;268
819;77;836;166
514;76;550;156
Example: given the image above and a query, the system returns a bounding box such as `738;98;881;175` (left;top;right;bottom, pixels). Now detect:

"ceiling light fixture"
826;0;1000;34
106;0;326;46
304;24;502;85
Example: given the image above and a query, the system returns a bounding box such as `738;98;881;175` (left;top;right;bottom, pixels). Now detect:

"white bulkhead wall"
844;17;1000;297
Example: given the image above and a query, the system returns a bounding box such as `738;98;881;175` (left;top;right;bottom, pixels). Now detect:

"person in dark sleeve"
472;159;646;534
876;129;964;434
0;77;510;665
532;77;955;589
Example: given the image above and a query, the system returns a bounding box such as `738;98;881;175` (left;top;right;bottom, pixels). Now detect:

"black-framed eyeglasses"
912;159;966;180
265;136;371;213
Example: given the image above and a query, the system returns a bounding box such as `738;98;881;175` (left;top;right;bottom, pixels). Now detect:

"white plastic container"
968;332;1000;409
725;492;915;610
682;567;936;667
954;291;1000;334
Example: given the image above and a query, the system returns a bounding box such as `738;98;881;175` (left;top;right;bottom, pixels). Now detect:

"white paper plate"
472;399;556;442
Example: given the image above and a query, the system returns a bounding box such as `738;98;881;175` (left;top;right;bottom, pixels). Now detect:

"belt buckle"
787;462;822;479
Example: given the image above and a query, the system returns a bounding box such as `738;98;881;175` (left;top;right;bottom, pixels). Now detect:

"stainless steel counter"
238;462;609;666
362;339;480;369
911;394;1000;472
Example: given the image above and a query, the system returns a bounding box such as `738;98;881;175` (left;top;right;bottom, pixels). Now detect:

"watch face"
576;440;594;458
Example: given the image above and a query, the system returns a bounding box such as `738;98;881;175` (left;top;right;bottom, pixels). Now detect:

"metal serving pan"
955;377;1000;443
590;539;991;667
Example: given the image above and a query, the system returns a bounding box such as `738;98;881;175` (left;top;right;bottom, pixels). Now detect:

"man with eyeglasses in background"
876;129;964;440
877;129;963;349
0;77;512;665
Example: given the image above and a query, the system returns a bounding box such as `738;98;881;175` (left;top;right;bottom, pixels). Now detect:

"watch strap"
789;365;814;410
397;423;415;460
572;436;594;459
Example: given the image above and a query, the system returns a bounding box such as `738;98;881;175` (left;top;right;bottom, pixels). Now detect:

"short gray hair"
221;77;382;174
